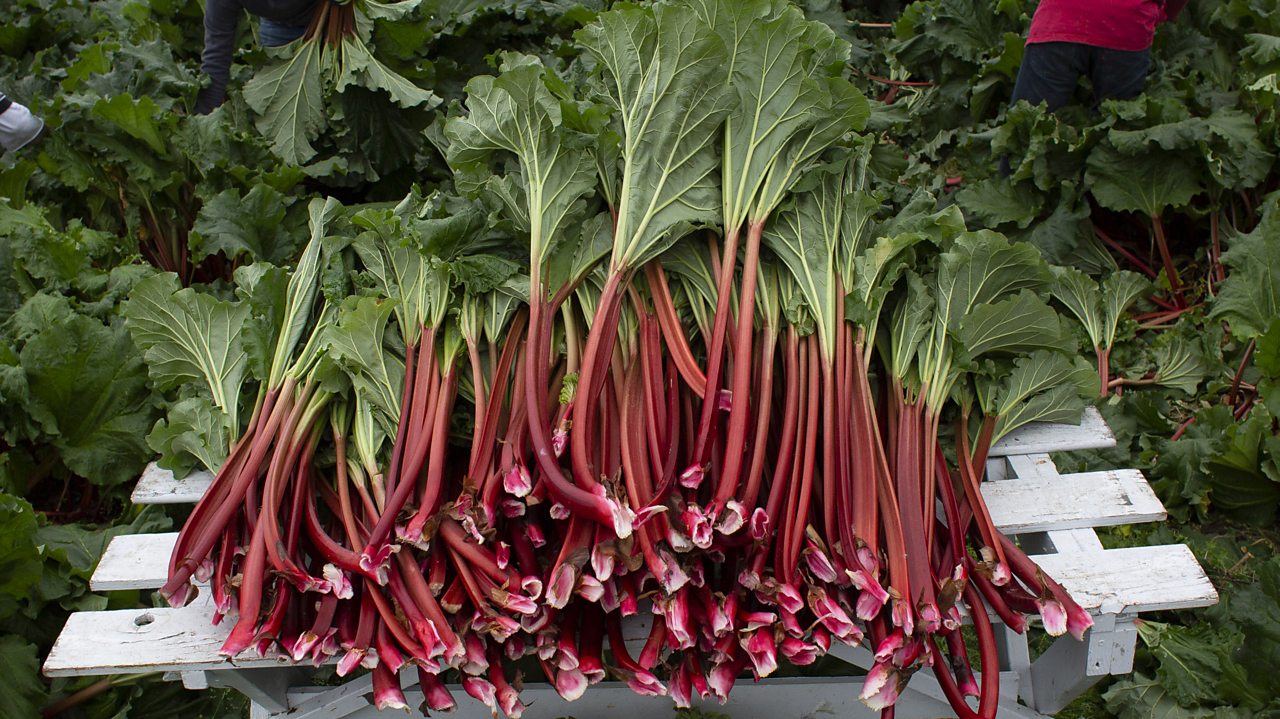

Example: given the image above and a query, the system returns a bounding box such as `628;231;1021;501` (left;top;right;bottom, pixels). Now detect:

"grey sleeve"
196;0;242;113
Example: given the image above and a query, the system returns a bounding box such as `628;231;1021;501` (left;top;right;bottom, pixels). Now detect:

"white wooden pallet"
46;407;1217;718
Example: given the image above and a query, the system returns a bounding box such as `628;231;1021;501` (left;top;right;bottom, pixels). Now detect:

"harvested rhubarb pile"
127;2;1104;716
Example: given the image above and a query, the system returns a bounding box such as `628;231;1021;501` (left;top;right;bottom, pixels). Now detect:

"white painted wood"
1045;528;1106;553
1033;544;1218;614
983;469;1166;533
131;462;212;505
989;406;1114;457
280;676;1051;719
208;667;309;713
42;596;298;677
1005;452;1059;479
90;533;178;591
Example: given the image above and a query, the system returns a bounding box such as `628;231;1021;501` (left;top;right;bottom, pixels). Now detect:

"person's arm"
195;0;243;114
1162;0;1190;22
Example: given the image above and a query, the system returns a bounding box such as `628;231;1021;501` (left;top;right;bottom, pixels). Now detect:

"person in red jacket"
1009;0;1190;111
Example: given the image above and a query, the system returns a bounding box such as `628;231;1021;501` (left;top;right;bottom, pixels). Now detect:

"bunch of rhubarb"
128;2;1100;717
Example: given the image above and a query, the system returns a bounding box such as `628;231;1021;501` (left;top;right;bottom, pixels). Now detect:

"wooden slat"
44;599;653;678
51;544;1216;679
90;532;179;591
1033;544;1218;614
983;469;1165;533
1002;453;1111;553
42;596;263;677
989;407;1114;457
131;463;212;505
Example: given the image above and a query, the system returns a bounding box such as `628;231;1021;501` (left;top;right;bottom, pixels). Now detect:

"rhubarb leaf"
147;396;231;475
1102;673;1214;719
1085;144;1202;217
244;38;327;165
578;2;731;269
123;273;250;433
324;296;405;436
0;636;43;719
1051;268;1147;354
698;0;866;228
1153;335;1211;396
980;351;1094;442
763;165;841;357
936;232;1052;332
1211;195;1280;339
0;493;42;619
957;289;1064;360
1050;266;1104;350
190;185;307;265
21;317;157;488
352;214;451;345
445;53;597;278
336;35;439;110
1101;271;1148;350
272;198;342;385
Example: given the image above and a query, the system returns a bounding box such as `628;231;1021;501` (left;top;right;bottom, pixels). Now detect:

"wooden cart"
44;408;1218;718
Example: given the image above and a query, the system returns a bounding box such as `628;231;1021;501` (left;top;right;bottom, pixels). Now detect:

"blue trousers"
259;18;307;47
1010;41;1151;112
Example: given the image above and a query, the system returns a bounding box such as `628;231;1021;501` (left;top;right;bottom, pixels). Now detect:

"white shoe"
0;101;44;152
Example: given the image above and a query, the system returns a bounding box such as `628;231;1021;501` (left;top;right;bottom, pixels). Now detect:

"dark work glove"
194;85;225;115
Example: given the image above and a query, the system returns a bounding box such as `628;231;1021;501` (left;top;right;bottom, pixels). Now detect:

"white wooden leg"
1028;613;1138;714
205;666;308;714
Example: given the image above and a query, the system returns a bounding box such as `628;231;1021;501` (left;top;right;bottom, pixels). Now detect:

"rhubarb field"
0;1;1277;718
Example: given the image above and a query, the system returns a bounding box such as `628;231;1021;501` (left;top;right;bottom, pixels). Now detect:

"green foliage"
1211;194;1280;339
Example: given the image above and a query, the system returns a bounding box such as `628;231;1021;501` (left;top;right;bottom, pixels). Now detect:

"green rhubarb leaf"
1102;272;1148;349
1153;334;1211;396
147;396;232;475
0;636;44;719
1102;673;1214;719
35;508;171;606
91;94;167;154
835;140;880;272
1203;407;1280;524
847;230;928;334
21;316;157;488
545;211;614;294
244;38;327;165
697;0;867;228
1085;144;1202;217
763;165;841;357
271;198;342;385
336;35;440;110
1050;266;1104;350
351;213;452;343
889;272;934;382
190;185;306;265
1211;195;1280;339
955;177;1043;230
324;296;404;435
578;2;732;269
445;53;597;278
956;289;1064;360
482;280;527;342
936;231;1052;333
1137;620;1242;707
982;351;1094;442
0;493;40;620
124;273;249;432
234;263;292;383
